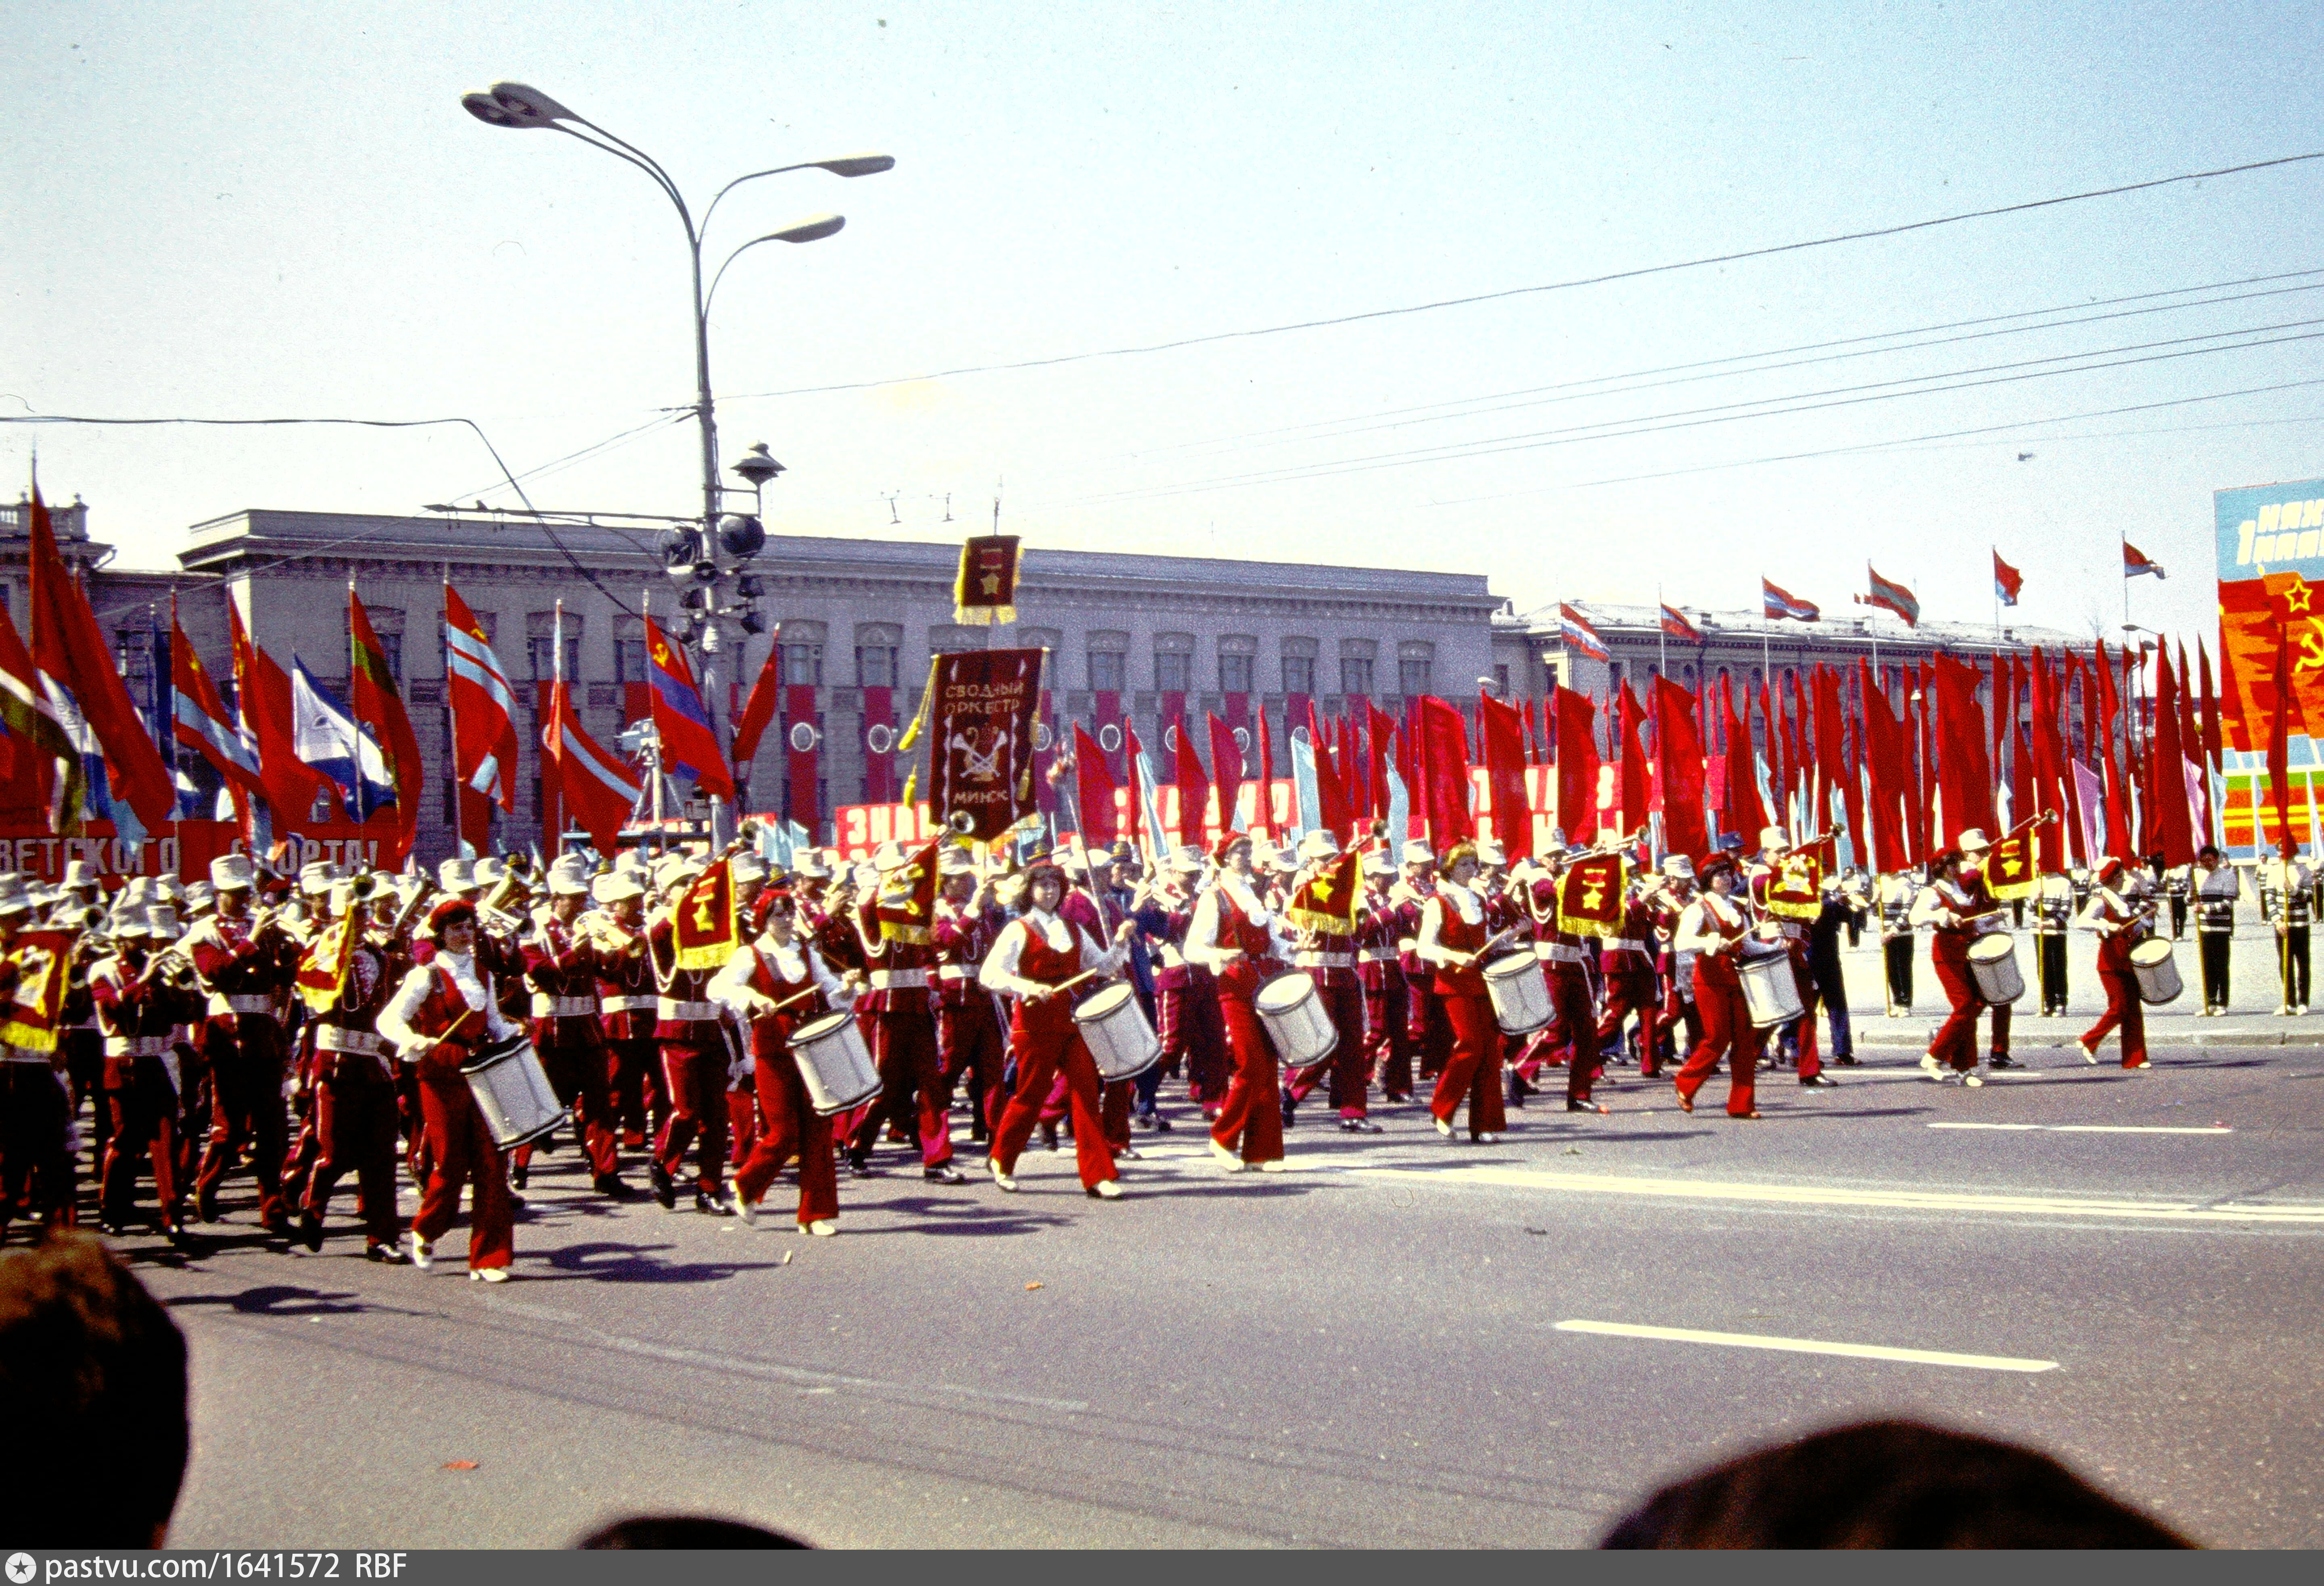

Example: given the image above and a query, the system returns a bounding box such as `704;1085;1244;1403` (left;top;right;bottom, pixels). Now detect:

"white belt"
532;994;596;1018
935;965;979;983
315;1025;385;1057
1542;944;1587;965
2;1047;53;1065
658;998;721;1022
1295;951;1355;969
600;994;656;1014
211;994;276;1017
104;1035;172;1058
1358;947;1396;963
1605;938;1647;954
869;969;929;990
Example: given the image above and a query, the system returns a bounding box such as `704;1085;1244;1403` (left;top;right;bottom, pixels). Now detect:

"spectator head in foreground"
578;1515;812;1548
0;1232;190;1547
1600;1419;2193;1549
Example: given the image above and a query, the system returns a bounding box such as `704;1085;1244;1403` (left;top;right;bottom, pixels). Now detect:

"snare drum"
460;1034;565;1150
2128;938;2184;1006
790;1011;883;1116
1737;942;1805;1029
1482;952;1553;1034
1254;972;1337;1069
1074;982;1162;1080
1966;932;2025;1004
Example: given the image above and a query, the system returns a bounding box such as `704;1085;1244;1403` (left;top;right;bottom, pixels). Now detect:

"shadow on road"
166;1283;372;1317
528;1239;784;1285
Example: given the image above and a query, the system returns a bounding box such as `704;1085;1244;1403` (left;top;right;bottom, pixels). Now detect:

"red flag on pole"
1478;690;1530;858
1615;681;1649;839
1653;676;1709;865
1554;686;1598;844
27;490;173;831
1208;712;1244;836
1173;712;1210;846
1413;696;1473;846
1071;722;1117;847
729;639;783;767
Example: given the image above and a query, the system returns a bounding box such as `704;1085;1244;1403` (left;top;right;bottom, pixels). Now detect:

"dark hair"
577;1514;811;1549
1600;1419;2192;1549
2198;845;2221;862
0;1232;189;1546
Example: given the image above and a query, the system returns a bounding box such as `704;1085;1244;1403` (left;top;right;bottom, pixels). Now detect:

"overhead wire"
718;149;2324;402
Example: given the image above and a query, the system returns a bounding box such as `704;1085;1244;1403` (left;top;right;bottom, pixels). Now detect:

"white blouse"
378;951;519;1060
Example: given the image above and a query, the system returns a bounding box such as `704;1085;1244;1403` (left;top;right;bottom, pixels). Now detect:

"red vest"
1691;900;1747;993
1433;896;1489;998
736;943;822;1061
1010;917;1083;1039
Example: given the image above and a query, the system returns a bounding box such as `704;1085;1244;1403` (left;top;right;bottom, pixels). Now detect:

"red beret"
427;898;477;936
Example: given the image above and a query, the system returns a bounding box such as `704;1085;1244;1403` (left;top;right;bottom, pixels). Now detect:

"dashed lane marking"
1553;1319;2058;1373
1927;1122;2233;1135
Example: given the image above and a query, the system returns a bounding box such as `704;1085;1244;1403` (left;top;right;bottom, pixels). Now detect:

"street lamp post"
460;80;890;840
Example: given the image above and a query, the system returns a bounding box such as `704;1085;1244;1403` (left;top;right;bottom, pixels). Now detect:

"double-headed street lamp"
460;80;891;832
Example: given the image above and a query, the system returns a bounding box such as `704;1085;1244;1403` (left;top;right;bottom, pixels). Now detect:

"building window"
1280;655;1313;695
526;612;581;681
1156;652;1191;692
1340;656;1373;697
1089;649;1126;693
612;616;646;683
1398;656;1430;697
857;642;898;688
1219;653;1253;694
1494;664;1511;697
115;630;153;686
780;641;824;685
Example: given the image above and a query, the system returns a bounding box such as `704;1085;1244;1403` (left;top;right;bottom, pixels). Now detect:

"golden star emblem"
2284;575;2316;616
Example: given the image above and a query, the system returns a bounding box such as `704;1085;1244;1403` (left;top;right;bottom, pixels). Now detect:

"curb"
1849;1032;2324;1050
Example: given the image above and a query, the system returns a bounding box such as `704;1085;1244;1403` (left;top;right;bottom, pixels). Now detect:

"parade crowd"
0;821;2306;1277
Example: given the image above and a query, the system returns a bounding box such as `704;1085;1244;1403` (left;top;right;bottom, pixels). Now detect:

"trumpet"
477;860;530;938
387;876;440;942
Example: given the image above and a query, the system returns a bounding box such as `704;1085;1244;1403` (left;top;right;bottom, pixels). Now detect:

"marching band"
0;824;2284;1274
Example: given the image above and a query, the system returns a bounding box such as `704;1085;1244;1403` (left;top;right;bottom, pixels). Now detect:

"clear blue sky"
7;0;2322;649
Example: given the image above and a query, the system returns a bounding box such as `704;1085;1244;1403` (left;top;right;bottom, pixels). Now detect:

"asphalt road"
102;927;2324;1549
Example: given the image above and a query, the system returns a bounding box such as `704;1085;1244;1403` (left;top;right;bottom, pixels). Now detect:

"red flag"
230;604;339;833
1719;675;1764;843
1306;701;1351;839
2029;650;2070;872
443;582;518;841
349;588;422;871
1654;676;1710;865
729;640;783;767
1554;686;1599;843
1071;722;1117;846
1254;701;1278;840
1413;696;1473;846
1124;718;1145;848
1207;712;1244;838
2197;638;2223;771
1615;681;1649;839
1993;548;2025;607
541;676;640;855
645;615;736;800
1173;712;1210;845
27;490;173;830
1478;690;1530;858
2270;607;2303;859
1365;700;1397;819
1933;654;1996;846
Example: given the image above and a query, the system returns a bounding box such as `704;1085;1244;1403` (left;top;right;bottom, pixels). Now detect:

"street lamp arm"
700;155;892;244
703;217;847;319
702;163;824;237
704;238;777;322
551;122;698;243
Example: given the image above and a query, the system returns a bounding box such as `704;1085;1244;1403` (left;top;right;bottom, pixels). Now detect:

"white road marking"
1348;1164;2324;1224
1928;1122;2233;1135
1554;1319;2058;1373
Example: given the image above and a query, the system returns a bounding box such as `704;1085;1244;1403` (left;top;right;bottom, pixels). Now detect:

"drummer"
2075;856;2152;1070
713;884;856;1234
980;852;1136;1198
1668;852;1763;1119
1956;830;2018;1071
378;898;523;1281
1909;847;1993;1087
1186;833;1300;1173
1415;841;1509;1142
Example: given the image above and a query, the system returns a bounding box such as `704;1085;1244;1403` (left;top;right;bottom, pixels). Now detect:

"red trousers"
100;1055;183;1231
1597;969;1664;1078
1431;992;1508;1136
2083;968;2147;1066
936;997;1008;1134
1410;984;1452;1082
849;1006;952;1168
302;1057;401;1247
733;1050;840;1226
1362;973;1413;1099
991;1018;1118;1190
195;1024;289;1224
1286;974;1369;1118
605;1035;665;1146
1676;969;1761;1117
413;1074;513;1271
517;1020;620;1180
1211;976;1285;1165
1929;950;2009;1071
1159;975;1233;1107
1543;966;1600;1103
654;1040;731;1193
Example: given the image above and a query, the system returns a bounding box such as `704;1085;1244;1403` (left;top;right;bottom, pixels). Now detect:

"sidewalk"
1818;925;2324;1050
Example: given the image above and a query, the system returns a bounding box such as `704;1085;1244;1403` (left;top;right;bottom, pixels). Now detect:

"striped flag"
1761;577;1821;623
646;614;736;800
444;582;518;811
170;607;262;797
1857;564;1921;627
2123;540;2166;580
1560;603;1610;662
0;595;82;829
1659;603;1705;644
349;587;421;870
542;667;641;856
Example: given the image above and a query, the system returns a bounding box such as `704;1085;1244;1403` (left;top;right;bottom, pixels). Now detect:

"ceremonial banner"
672;858;737;971
1985;830;2040;901
0;928;79;1053
926;648;1042;842
1556;853;1625;937
874;836;942;944
1282;845;1363;935
1763;850;1824;920
295;908;362;1014
953;535;1023;625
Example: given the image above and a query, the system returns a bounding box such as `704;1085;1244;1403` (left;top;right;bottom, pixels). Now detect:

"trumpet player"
518;854;629;1199
588;869;663;1152
90;905;201;1246
184;854;303;1234
713;884;853;1234
296;878;405;1261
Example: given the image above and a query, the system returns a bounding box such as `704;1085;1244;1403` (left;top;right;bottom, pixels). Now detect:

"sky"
7;0;2324;651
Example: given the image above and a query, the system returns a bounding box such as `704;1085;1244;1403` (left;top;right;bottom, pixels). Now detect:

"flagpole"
441;564;464;861
1657;583;1668;678
163;595;179;884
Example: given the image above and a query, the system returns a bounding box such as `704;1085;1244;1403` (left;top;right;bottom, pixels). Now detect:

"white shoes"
987;1157;1018;1193
1475;1132;1501;1144
806;1218;838;1237
1089;1180;1123;1199
408;1233;434;1271
469;1266;510;1284
1209;1139;1246;1172
1434;1117;1454;1137
1919;1053;1942;1075
1256;1159;1288;1174
1962;1071;1984;1088
731;1194;757;1227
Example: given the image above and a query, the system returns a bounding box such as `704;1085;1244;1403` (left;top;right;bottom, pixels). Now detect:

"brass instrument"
477;858;531;938
387;876;440;942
